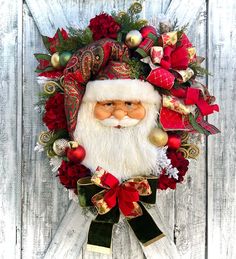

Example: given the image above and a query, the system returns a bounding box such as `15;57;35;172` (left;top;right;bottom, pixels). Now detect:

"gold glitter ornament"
149;128;168;147
125;30;143;49
51;52;61;69
52;138;69;156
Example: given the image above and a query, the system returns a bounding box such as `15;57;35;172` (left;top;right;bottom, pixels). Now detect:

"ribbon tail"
87;206;120;254
127;203;164;246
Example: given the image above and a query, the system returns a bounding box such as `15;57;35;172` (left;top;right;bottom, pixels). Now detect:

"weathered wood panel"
0;0;22;258
21;4;69;259
0;0;235;258
174;5;207;259
207;0;236;258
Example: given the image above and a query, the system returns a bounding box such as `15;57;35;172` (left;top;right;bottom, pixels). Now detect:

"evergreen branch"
190;62;211;77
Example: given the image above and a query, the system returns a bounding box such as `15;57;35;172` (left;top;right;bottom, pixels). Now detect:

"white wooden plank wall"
0;0;235;258
0;0;22;258
207;0;236;258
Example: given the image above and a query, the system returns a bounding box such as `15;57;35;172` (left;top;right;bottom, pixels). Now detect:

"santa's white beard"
73;101;160;180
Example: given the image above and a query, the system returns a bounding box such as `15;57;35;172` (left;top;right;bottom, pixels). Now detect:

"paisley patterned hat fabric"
63;39;159;138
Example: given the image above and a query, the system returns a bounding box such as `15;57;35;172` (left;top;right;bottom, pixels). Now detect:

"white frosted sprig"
34;105;42;113
49;156;63;173
37;76;51;86
165;166;179;180
154;146;179;180
34;142;44;152
68;189;79;202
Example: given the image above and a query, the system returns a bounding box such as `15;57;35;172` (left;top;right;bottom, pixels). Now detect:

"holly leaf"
189;113;210;135
34;53;54;73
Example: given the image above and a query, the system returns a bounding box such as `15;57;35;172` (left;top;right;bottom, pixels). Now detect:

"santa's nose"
113;109;127;120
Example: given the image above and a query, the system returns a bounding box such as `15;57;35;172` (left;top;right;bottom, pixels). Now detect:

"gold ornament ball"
51;52;61;69
125;30;143;49
149;128;168;147
53;138;69;156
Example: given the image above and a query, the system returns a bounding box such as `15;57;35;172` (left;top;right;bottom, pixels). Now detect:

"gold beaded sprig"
38;131;53;146
178;132;200;159
43;80;64;95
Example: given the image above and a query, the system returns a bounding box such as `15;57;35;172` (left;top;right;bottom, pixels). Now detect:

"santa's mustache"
99;116;140;128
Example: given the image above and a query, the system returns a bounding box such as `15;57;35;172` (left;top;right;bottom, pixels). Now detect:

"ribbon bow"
91;167;151;218
77;167;164;254
184;87;219;116
143;32;196;90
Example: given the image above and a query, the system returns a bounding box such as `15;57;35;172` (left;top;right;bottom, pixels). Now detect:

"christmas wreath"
34;2;219;253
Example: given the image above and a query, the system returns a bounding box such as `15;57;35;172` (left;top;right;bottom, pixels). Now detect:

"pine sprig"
127;58;150;79
35;92;53;107
177;23;189;41
55;27;93;53
56;37;80;53
190;62;211;77
112;2;147;42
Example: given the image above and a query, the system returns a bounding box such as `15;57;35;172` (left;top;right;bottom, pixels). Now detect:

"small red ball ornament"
167;134;181;149
140;26;157;38
67;142;86;163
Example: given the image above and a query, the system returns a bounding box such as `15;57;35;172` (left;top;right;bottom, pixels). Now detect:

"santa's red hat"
63;39;161;138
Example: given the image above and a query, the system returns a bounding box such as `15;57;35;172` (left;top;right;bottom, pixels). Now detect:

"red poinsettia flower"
58;160;91;189
157;149;189;190
89;13;121;41
43;93;67;131
48;28;68;53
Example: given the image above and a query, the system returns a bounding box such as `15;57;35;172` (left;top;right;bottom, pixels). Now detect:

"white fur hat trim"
83;79;161;105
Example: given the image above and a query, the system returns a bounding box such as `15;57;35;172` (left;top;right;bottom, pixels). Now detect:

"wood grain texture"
0;0;22;258
174;5;207;258
166;0;205;28
21;4;69;259
207;0;236;258
1;0;235;258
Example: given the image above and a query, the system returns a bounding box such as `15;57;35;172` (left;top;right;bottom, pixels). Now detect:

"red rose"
158;172;177;190
89;13;121;41
58;160;91;189
43;93;67;131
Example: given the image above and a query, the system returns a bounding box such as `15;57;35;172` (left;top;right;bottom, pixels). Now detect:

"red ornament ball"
140;25;157;38
167;134;181;149
67;145;86;163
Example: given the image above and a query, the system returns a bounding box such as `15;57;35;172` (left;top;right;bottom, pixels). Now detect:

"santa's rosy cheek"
128;106;146;120
94;106;112;120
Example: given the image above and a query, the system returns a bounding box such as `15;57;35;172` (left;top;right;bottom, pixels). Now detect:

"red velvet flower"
58;160;91;189
167;149;189;182
43;93;67;131
157;149;189;190
158;173;177;190
89;13;121;41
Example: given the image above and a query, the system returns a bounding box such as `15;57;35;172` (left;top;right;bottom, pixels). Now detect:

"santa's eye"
125;102;133;107
104;102;113;107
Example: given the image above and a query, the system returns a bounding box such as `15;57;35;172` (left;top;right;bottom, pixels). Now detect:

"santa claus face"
94;100;146;128
73;79;162;180
74;99;161;180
